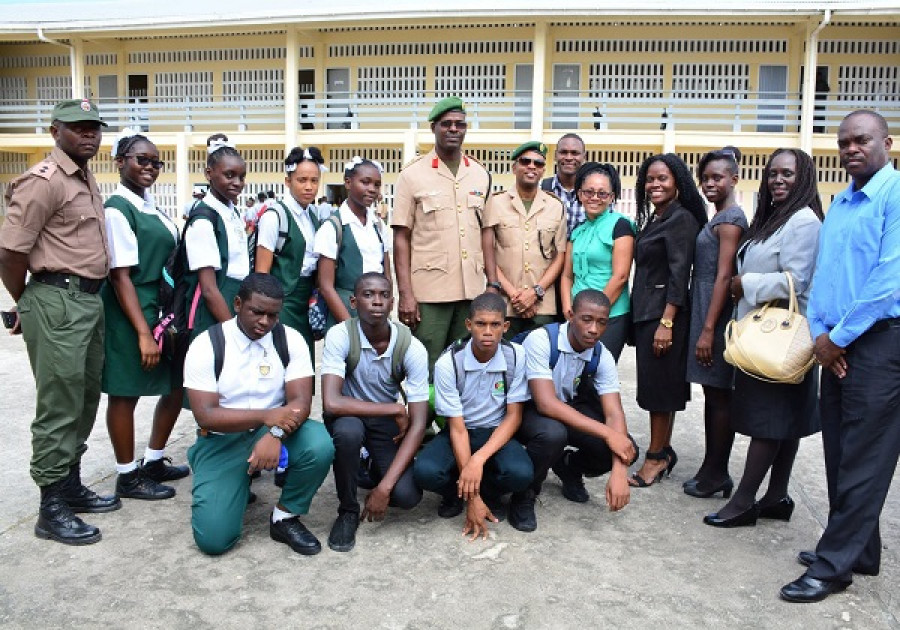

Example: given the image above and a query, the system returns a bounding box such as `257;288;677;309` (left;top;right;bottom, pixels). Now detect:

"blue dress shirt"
808;162;900;347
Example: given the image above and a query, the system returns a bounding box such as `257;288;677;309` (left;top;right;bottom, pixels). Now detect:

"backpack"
208;321;290;380
442;336;517;399
343;317;412;400
152;204;223;362
511;322;603;385
247;200;322;272
329;212;384;253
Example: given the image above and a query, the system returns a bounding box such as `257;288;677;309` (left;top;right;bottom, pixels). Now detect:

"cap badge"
80;100;91;112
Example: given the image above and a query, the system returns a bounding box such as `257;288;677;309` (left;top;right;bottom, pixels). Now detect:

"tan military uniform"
392;149;491;302
1;147;108;278
484;188;567;317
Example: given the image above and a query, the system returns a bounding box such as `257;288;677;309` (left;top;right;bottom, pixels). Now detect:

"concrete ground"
0;287;898;630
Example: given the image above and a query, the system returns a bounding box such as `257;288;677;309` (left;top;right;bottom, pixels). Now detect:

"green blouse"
570;209;635;318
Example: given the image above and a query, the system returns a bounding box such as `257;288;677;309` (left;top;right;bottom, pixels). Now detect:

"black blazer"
631;201;700;323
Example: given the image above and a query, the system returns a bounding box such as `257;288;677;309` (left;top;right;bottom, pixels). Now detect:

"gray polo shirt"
523;323;619;402
321;320;430;404
434;339;529;429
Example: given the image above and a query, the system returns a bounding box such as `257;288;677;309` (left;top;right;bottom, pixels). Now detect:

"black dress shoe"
703;504;759;528
141;457;190;483
552;454;589;503
34;486;101;546
780;574;850;603
797;550;879;576
756;496;794;521
508;490;537;533
328;512;359;552
437;495;464;519
116;469;176;500
270;517;322;555
683;477;734;499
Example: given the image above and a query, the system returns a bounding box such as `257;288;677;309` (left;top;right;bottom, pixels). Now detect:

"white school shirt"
183;318;314;411
105;184;178;269
313;201;387;273
433;340;529;430
184;192;250;280
523;323;620;403
321;320;430;404
256;195;321;277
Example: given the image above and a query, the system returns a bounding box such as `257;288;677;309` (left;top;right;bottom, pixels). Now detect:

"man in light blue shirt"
781;110;900;603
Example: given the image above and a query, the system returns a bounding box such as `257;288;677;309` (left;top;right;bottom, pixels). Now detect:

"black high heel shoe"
755;496;794;521
684;476;734;499
663;446;678;477
703;504;759;528
629;450;668;488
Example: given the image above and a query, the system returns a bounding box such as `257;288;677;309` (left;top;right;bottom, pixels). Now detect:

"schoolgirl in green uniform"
313;157;390;330
254;146;329;356
101;129;189;500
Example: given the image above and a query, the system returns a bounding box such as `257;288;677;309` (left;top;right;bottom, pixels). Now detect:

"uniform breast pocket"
467;193;485;229
537;224;560;259
76;214;102;248
417;192;454;231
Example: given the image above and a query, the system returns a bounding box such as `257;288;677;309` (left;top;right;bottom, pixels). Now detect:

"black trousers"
806;325;900;582
324;415;422;516
517;398;638;494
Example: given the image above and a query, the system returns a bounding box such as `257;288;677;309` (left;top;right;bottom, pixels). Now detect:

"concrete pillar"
800;11;831;154
70;37;85;99
176;132;191;216
285;28;300;151
402;129;418;165
530;21;548;138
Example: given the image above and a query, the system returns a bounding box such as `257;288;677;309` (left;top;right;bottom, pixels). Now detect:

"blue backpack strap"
583;342;603;380
544;322;561;370
210;323;225;381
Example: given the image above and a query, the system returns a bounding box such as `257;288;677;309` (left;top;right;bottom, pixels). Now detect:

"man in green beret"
0;98;120;545
483;141;566;340
392;96;500;376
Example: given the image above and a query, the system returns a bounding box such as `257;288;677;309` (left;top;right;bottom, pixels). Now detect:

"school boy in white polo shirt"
413;292;534;540
518;289;636;530
321;272;430;552
183;273;334;556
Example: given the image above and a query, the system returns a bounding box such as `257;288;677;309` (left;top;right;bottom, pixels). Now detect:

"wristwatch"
659;318;674;329
486;281;502;292
269;426;285;440
533;284;546;301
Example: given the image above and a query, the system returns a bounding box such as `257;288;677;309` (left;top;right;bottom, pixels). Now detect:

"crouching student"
183;273;334;556
518;289;636;526
413;292;534;539
320;272;429;552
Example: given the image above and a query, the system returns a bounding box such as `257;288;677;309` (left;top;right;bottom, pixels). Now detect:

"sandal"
629;450;668;488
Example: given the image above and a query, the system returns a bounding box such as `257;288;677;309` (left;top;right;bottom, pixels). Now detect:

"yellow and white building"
1;1;898;217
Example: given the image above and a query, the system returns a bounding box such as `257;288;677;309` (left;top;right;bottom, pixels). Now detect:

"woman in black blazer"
629;154;708;488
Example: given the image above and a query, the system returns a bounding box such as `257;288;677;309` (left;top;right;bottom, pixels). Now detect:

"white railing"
0;91;897;134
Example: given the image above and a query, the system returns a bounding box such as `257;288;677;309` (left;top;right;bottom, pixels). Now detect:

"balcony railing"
1;91;897;136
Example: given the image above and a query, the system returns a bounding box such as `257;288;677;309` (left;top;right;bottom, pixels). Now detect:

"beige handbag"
723;272;815;384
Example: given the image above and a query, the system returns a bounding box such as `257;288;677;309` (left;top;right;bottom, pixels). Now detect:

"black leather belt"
868;317;900;335
32;272;104;294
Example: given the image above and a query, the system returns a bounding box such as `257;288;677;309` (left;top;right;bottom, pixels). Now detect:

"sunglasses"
579;189;613;200
438;120;468;130
126;154;165;170
517;157;546;168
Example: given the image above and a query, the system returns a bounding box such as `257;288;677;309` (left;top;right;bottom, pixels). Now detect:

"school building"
1;1;898;217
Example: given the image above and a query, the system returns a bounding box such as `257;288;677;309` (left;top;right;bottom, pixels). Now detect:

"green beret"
51;99;108;127
511;141;548;161
428;96;466;122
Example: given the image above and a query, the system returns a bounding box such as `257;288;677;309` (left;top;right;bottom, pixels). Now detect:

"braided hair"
746;148;823;244
206;133;242;168
285;146;325;172
635;153;708;231
574;162;621;201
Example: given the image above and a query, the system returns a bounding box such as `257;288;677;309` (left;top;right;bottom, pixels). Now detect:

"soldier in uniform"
392;96;501;374
0;99;120;545
483;141;567;339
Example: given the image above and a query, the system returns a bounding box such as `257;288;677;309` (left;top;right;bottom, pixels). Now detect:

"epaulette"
400;154;428;170
28;159;57;180
542;189;563;204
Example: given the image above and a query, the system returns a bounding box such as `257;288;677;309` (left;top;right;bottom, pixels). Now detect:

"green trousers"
18;280;104;486
188;419;334;555
416;300;472;379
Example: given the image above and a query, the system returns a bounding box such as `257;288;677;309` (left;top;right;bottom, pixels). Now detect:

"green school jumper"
325;220;384;331
100;195;177;397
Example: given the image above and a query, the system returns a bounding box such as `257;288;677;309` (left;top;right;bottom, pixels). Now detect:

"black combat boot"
59;462;122;513
34;481;102;545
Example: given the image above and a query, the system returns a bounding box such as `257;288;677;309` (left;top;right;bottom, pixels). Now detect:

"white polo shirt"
105;184;178;269
313;201;387;273
184;192;250;280
321;320;430;404
434;340;529;430
523;323;619;402
184;318;314;411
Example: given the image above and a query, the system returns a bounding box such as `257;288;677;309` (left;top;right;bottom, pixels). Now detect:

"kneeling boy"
321;272;429;552
414;292;534;539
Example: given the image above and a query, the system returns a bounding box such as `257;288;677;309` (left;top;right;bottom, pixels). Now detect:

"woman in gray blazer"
704;148;824;528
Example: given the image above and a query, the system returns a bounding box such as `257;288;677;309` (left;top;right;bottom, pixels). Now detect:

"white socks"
116;460;138;474
272;506;295;523
144;447;165;462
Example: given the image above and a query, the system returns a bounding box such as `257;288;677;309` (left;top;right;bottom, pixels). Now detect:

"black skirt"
731;366;820;439
634;316;691;412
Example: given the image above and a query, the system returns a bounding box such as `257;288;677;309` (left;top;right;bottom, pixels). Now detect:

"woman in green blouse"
560;162;635;360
